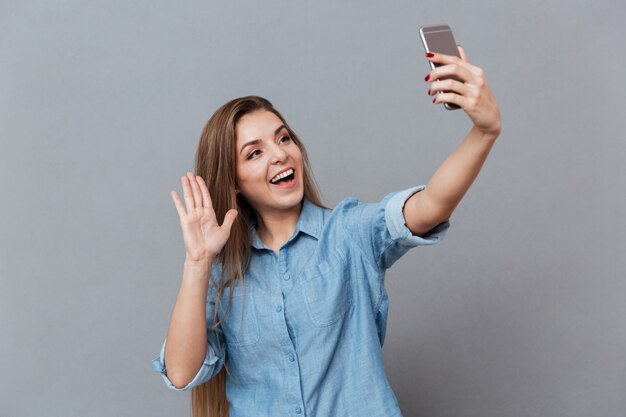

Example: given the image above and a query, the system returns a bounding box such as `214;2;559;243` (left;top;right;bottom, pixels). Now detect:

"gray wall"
2;1;625;416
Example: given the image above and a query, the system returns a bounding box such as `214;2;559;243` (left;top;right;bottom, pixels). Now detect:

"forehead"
235;110;284;145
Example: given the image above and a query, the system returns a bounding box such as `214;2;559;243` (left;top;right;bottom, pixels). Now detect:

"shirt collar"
249;198;324;250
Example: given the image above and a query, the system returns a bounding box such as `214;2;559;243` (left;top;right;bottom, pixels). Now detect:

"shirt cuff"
151;338;220;391
384;185;450;246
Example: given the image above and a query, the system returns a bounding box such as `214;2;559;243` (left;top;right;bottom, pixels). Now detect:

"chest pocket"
300;249;353;327
217;285;261;347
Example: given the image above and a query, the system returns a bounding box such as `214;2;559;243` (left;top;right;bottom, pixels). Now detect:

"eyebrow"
239;125;287;155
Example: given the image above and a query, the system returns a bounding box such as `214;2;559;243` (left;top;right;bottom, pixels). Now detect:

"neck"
255;201;303;249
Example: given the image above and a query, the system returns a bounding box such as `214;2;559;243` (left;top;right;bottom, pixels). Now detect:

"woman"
152;47;501;417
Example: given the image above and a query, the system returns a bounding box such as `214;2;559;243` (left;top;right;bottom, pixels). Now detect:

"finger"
182;176;196;211
196;176;217;218
427;50;481;76
220;209;238;235
457;44;468;62
171;191;187;218
427;63;474;85
187;172;203;210
195;176;213;209
432;91;469;108
428;78;469;97
426;51;463;65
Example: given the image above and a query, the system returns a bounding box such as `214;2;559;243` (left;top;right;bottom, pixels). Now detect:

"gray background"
1;1;625;416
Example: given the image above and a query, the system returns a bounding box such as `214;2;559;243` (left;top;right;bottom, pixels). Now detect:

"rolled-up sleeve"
385;185;450;246
151;275;226;391
151;334;224;391
339;185;450;271
380;185;450;269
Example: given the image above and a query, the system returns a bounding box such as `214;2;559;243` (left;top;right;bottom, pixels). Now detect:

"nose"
269;142;288;164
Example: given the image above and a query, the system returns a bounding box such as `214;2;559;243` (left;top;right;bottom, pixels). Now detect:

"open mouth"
270;168;296;185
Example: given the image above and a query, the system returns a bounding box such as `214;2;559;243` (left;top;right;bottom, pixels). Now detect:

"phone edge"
420;24;462;111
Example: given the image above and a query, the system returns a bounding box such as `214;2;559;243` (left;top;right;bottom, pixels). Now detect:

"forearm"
164;258;213;388
404;126;499;235
424;126;499;219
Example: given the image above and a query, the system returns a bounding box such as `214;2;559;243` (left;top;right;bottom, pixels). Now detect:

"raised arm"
163;172;237;388
404;46;502;236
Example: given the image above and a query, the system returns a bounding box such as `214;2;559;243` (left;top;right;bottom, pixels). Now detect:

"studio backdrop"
1;1;625;416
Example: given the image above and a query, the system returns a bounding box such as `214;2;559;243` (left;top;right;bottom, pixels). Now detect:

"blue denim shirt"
152;185;450;417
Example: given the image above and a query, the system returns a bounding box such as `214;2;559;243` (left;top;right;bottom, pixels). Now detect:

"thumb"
221;209;239;234
457;44;468;62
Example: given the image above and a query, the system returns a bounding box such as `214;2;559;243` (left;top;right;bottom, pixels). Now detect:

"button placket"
278;248;294;293
274;241;306;416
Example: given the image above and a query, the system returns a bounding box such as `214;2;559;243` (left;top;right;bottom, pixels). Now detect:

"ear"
457;44;468;62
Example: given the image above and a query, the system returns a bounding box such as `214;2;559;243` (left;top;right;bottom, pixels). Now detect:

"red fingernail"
424;74;430;81
432;98;436;103
426;53;434;58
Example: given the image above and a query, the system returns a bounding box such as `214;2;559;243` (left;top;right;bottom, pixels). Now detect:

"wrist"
469;127;499;145
473;123;501;140
184;256;214;269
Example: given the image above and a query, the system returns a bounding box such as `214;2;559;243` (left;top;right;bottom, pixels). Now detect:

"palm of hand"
172;172;238;262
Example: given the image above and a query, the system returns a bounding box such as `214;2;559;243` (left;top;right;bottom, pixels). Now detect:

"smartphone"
419;24;462;110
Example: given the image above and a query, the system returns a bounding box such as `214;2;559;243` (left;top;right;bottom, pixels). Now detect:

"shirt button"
288;354;295;362
276;305;283;312
283;273;290;281
295;406;302;414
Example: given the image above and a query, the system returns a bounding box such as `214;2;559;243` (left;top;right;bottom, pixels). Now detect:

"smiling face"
235;109;304;218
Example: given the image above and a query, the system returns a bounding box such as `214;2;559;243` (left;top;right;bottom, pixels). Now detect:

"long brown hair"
191;96;325;417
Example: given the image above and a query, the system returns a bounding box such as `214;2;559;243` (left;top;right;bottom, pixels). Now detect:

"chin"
244;191;302;215
275;189;304;208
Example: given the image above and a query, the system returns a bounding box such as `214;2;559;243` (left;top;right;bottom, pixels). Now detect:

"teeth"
270;168;294;183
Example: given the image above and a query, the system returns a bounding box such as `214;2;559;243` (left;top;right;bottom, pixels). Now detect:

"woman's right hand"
171;171;238;262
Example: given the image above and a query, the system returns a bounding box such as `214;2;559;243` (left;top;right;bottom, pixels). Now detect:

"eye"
246;149;261;160
279;135;291;143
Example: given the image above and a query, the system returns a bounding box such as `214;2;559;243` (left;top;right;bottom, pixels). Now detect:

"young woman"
152;47;501;417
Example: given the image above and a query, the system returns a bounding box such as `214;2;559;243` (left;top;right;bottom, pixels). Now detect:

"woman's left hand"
426;45;501;137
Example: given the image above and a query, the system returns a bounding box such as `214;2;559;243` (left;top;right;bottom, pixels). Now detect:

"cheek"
290;145;303;163
237;163;267;188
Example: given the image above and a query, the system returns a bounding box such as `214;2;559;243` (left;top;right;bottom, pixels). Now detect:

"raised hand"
425;45;501;137
171;172;238;262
